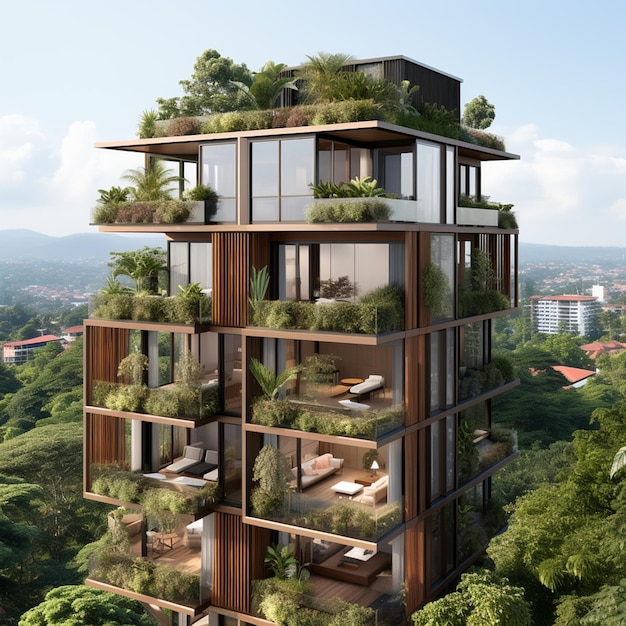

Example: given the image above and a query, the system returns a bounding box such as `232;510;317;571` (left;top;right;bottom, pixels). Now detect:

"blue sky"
1;0;625;246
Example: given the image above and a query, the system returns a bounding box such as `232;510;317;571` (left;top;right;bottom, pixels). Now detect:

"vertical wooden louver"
212;233;250;327
211;512;270;614
404;521;426;616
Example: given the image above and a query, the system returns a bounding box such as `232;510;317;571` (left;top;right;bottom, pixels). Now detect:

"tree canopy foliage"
488;400;626;625
412;569;532;625
156;49;252;118
19;585;156;626
462;95;495;129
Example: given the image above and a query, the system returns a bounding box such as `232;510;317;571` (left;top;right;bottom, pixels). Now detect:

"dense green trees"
0;339;83;438
462;95;496;130
19;585;156;626
411;569;531;625
488;401;626;625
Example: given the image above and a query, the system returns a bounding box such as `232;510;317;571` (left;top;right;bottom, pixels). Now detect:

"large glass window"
417;140;441;223
277;242;404;303
251;138;314;222
430;329;455;412
378;147;414;199
318;139;371;184
428;234;455;321
169;241;212;296
200;143;236;222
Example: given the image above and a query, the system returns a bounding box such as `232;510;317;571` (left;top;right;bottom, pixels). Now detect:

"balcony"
251;399;403;441
91;379;219;423
249;285;405;335
249;444;402;542
92;198;218;227
90;291;211;326
86;508;210;615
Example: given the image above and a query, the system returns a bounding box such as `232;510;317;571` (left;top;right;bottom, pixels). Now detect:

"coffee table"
340;377;364;386
331;481;363;498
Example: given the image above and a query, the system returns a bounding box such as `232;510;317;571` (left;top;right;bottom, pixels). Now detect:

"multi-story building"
82;55;520;625
2;334;62;364
531;294;601;336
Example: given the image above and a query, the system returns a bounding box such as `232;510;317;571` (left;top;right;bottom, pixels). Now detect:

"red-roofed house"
62;325;84;342
2;335;63;365
552;365;597;388
580;340;626;359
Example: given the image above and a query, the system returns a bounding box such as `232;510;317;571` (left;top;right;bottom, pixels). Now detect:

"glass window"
251;138;314;222
427;234;455;321
168;241;212;295
417;140;441;223
223;335;242;415
252;140;279;197
446;146;455;224
379;147;414;199
200;143;236;222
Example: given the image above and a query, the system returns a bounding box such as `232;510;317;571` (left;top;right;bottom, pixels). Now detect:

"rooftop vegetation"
138;50;505;151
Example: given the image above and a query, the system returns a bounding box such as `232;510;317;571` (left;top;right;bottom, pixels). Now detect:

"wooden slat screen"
85;325;129;402
212;233;250;327
404;431;419;521
85;412;126;488
404;521;426;615
212;512;269;613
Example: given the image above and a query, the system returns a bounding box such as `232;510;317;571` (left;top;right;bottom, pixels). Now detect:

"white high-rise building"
531;295;601;336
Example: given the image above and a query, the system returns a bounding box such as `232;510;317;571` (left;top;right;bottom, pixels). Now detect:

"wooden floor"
308;570;393;606
129;528;201;574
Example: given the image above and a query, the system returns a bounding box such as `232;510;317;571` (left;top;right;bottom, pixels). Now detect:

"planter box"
457;206;499;227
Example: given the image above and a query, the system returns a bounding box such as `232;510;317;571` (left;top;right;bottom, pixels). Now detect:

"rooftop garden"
137;50;505;152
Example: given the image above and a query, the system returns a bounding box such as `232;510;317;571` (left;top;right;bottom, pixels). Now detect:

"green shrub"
311;99;383;125
115;202;157;223
358;284;404;332
251;398;300;428
92;203;120;224
92;381;118;407
306;198;391;223
458;288;510;317
498;204;518;229
144;388;179;417
91;293;134;320
104;384;148;413
154;200;190;223
311;301;362;333
265;300;313;329
286;105;316;127
166;116;201;136
132;295;166;321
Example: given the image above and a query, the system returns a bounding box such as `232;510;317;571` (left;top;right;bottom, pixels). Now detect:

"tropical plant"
264;543;309;581
108;246;167;293
249;357;300;400
306;198;391;223
138;109;158;139
296;52;354;103
96;185;131;206
249;265;270;304
122;160;184;201
232;60;298;110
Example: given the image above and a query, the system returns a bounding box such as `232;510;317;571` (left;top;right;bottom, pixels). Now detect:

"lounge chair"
349;375;384;397
164;445;204;473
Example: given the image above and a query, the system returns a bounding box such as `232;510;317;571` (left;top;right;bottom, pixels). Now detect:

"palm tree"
108;247;167;293
296;52;354;103
122;160;183;201
231;61;298;110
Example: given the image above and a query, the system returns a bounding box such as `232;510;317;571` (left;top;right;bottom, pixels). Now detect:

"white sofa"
355;474;388;505
292;452;344;488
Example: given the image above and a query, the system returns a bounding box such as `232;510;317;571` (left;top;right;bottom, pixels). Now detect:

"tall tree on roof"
156;49;253;118
462;95;496;129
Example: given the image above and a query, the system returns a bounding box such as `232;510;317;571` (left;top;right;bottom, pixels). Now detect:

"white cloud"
0;114;44;184
484;124;626;247
0;119;141;236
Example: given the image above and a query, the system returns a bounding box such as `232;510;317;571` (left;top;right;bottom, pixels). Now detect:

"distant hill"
520;242;626;264
1;230;625;265
0;229;164;260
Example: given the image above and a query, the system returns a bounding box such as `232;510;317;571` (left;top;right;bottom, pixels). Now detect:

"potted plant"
183;184;219;222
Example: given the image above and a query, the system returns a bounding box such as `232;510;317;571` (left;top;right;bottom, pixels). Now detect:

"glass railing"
90;380;219;420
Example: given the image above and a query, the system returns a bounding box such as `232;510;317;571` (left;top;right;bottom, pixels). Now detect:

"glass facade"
200;143;237;222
